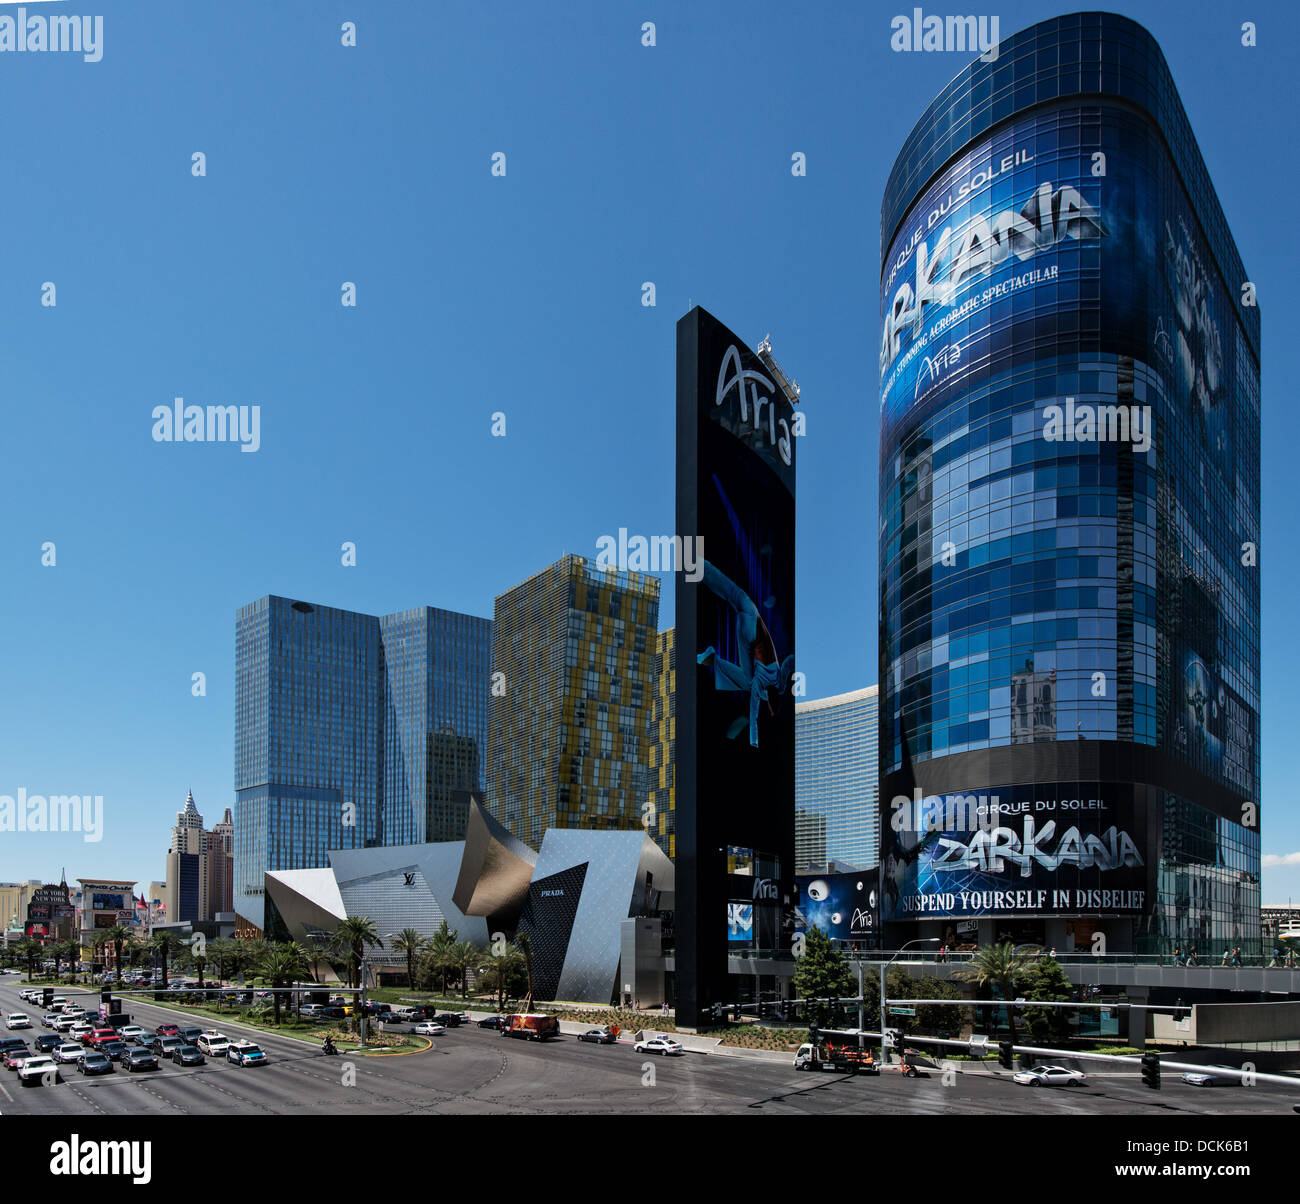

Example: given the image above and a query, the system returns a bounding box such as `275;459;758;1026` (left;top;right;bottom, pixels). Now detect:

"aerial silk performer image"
696;559;795;749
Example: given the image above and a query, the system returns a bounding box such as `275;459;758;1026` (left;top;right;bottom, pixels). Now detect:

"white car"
118;1026;145;1042
68;1023;94;1041
634;1036;684;1056
52;1015;79;1032
41;1013;62;1028
413;1022;446;1036
196;1033;230;1056
1012;1064;1087;1087
17;1055;60;1085
53;1043;85;1064
6;1013;32;1029
1181;1065;1242;1088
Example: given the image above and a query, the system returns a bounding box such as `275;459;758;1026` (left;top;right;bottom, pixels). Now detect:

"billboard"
796;870;878;943
880;784;1149;921
726;903;753;942
879;105;1241;475
675;307;799;1027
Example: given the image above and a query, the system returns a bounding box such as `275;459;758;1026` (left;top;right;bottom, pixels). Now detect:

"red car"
155;1024;179;1037
87;1029;118;1048
3;1046;31;1070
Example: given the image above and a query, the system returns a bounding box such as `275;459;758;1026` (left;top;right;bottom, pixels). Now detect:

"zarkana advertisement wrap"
879;105;1239;481
880;784;1149;920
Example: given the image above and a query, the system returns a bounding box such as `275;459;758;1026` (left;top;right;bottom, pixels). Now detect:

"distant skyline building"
162;791;234;924
77;878;135;946
487;555;660;851
163;789;206;923
234;594;491;933
206;807;234;918
795;686;879;870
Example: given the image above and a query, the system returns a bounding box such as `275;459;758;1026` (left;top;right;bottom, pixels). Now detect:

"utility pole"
359;956;368;1045
857;960;864;1051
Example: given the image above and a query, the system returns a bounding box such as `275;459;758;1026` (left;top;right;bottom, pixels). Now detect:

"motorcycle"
322;1039;339;1056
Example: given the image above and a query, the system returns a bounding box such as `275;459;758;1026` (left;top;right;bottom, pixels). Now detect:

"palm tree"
335;917;383;989
61;939;82;983
391;929;426;988
421;921;457;995
104;923;133;976
952;941;1034;1045
449;940;480;1000
147;931;181;988
515;932;535;1011
207;938;238;986
259;944;310;1025
16;937;42;981
301;936;335;984
477;944;525;1011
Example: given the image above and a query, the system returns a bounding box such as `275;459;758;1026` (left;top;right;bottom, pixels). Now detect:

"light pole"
880;938;939;1064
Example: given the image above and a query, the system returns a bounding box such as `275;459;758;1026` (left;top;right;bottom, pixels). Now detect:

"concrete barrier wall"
1152;1001;1300;1045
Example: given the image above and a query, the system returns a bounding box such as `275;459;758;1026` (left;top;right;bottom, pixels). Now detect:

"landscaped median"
87;991;423;1055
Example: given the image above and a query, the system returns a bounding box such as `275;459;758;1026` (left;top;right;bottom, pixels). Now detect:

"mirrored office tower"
234;595;490;933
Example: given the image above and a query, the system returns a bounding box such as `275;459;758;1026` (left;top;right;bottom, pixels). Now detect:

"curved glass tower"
878;13;1260;956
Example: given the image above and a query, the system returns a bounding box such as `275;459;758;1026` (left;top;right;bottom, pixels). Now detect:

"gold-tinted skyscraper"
488;555;660;851
647;626;676;858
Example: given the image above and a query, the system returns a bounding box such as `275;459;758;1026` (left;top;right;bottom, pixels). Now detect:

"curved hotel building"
795;687;879;871
878;14;1260;955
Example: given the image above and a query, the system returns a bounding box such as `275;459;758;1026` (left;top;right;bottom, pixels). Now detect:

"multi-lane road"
1;976;1296;1115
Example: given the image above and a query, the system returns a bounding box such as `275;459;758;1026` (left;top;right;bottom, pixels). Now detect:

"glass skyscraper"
795;686;879;871
878;14;1260;956
234;595;490;933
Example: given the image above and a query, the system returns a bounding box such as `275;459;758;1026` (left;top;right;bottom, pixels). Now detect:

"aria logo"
402;872;416;887
752;877;778;901
915;341;962;400
715;345;793;467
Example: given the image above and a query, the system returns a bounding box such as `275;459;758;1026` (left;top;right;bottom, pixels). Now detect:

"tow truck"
793;1028;880;1074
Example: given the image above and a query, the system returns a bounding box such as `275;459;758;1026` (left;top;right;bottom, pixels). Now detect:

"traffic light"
1141;1052;1161;1090
998;1041;1013;1069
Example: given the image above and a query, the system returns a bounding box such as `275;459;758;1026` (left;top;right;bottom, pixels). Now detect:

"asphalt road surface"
1;976;1296;1116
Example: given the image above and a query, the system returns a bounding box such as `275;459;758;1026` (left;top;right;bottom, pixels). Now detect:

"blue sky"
1;0;1296;904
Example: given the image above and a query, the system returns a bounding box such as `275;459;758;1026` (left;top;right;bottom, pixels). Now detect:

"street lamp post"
880;938;940;1064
